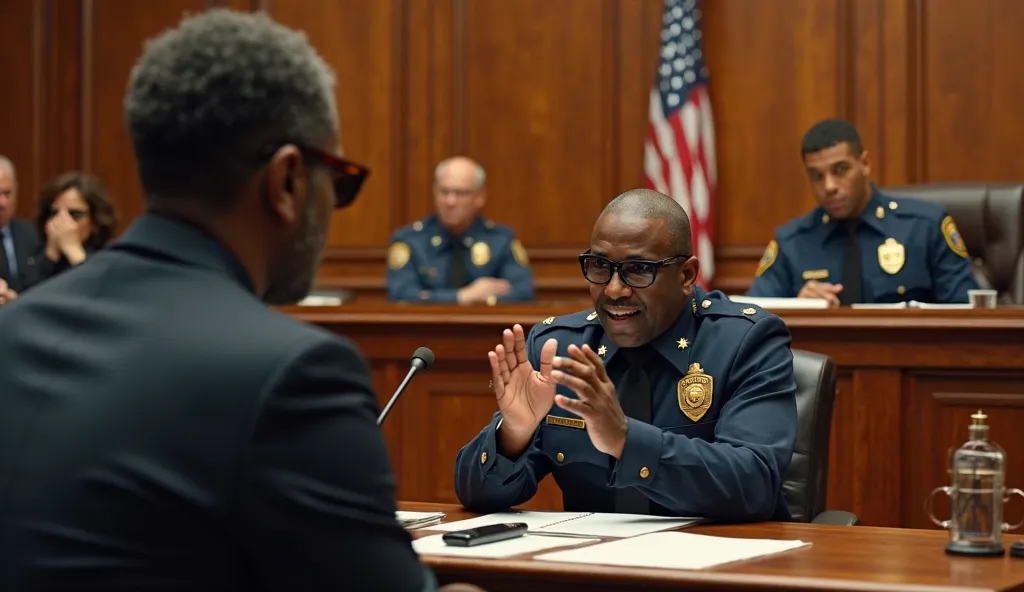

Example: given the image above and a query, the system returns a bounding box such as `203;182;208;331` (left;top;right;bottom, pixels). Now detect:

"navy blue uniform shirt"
386;214;535;303
747;188;977;303
453;288;798;523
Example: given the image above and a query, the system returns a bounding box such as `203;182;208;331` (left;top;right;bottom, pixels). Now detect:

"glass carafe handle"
1001;488;1024;531
927;486;954;528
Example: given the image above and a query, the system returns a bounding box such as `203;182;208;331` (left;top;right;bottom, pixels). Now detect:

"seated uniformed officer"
747;118;977;306
386;156;535;304
453;188;798;522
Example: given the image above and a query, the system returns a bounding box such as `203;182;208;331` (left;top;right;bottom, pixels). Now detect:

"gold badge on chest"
471;241;491;266
678;362;713;421
877;238;905;275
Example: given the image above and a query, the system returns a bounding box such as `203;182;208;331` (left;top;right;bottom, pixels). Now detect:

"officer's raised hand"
550;343;628;459
798;279;843;307
489;323;557;457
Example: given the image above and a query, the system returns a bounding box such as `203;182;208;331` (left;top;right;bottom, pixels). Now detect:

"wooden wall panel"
1;0;1023;299
920;0;1024;182
0;0;41;218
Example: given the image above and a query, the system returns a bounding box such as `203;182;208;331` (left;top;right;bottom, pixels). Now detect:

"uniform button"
480;452;488;464
639;467;650;479
897;285;906;295
556;452;565;463
701;299;711;309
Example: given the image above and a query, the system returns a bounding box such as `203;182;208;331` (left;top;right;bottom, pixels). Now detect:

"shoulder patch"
941;215;969;259
511;239;530;267
387;241;410;270
755;240;778;277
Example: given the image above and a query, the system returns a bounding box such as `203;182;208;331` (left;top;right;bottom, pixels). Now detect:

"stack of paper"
535;531;811;570
396;510;445;530
412;533;597;558
431;510;702;538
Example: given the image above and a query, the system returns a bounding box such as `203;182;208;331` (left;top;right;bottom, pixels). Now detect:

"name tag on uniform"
801;269;829;280
546;414;585;430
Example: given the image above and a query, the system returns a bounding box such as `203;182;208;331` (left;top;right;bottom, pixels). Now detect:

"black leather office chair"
784;349;858;525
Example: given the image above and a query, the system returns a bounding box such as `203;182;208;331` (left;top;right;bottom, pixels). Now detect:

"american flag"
643;0;717;288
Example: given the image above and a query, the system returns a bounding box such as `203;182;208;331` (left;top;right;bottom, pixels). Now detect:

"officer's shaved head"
598;189;693;255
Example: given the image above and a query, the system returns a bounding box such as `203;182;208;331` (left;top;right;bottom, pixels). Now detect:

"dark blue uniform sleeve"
929;213;977;303
453;326;552;512
746;238;796;297
608;315;798;522
496;236;535;303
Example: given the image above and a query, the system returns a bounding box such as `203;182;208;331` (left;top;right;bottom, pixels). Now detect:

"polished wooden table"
402;502;1024;591
281;303;1024;529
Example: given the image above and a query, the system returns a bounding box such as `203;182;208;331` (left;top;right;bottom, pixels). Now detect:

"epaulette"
693;294;764;324
533;309;600;336
881;195;945;222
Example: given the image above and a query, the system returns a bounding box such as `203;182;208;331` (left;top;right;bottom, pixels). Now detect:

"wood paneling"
1;0;1022;297
284;304;1024;528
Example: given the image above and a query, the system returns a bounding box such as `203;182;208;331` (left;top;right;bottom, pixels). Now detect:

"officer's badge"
387;241;410;270
511;239;530;267
678;363;713;422
471;241;491;266
755;240;777;277
941;215;969;259
877;238;905;275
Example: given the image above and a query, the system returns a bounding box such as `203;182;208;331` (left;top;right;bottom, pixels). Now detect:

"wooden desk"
402;502;1024;592
281;304;1024;529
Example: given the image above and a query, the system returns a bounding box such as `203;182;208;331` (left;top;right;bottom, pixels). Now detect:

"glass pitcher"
926;410;1024;556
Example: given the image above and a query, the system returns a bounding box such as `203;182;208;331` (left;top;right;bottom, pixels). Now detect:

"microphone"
377;347;435;425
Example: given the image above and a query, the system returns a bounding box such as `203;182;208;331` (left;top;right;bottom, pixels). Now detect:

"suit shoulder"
695;290;779;325
529;308;599;338
883;195;946;222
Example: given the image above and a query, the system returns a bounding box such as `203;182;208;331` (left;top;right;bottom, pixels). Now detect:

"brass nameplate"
801;269;829;280
546;414;585;430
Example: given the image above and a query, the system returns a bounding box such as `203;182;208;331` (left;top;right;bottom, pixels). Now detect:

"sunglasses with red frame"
259;143;370;209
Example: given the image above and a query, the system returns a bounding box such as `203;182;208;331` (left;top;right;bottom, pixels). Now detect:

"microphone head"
411;347;435;370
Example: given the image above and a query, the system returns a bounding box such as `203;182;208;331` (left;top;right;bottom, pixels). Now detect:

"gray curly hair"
124;8;338;204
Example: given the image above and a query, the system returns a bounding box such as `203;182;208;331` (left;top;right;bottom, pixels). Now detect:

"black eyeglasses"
259;143;370;209
578;251;689;289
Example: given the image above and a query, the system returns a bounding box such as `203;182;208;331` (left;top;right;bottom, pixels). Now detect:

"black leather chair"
882;183;1024;304
784;349;858;525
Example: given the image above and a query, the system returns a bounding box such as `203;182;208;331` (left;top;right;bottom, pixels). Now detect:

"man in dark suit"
0;10;475;592
0;155;41;301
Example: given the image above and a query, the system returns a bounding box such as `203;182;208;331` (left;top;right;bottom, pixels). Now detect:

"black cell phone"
442;522;529;547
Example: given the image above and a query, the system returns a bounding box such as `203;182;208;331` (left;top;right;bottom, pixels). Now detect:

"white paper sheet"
396;511;445;529
412;533;597;559
431;511;701;538
727;295;831;310
535;531;811;570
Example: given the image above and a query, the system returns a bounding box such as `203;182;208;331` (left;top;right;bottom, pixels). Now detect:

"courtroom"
2;1;1023;591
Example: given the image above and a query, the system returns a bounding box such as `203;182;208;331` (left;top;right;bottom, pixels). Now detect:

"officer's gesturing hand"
550;344;629;459
489;323;557;457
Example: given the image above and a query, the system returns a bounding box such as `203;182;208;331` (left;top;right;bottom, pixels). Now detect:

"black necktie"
448;237;470;289
839;220;863;305
615;347;652;514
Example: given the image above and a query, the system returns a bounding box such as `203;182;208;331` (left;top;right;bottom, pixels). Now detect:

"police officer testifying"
386;156;535;304
747;118;977;306
454;189;798;522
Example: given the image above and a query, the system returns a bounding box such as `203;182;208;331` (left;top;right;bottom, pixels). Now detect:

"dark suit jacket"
0;217;41;292
0;214;433;591
20;246;99;292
